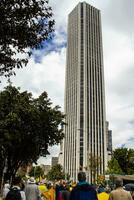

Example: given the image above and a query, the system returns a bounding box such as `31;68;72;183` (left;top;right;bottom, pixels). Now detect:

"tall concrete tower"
63;2;107;182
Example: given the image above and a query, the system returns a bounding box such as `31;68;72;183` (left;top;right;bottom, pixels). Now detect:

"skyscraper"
62;2;107;182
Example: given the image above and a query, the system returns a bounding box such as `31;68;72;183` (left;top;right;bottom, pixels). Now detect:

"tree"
0;0;54;77
113;147;134;175
17;165;28;178
0;84;64;182
106;147;134;175
47;164;65;181
87;153;101;183
29;166;44;179
106;157;123;175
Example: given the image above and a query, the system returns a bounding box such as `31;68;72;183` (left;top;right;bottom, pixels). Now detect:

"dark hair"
12;177;21;185
115;178;123;188
78;172;86;182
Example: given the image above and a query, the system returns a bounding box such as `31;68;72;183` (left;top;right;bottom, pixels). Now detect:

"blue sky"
32;30;67;63
1;0;134;164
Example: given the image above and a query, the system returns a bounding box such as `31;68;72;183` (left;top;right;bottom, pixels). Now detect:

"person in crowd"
25;177;40;200
55;180;65;200
38;180;48;195
3;181;10;199
0;193;3;200
5;176;26;200
42;183;55;200
70;172;98;200
20;180;25;191
58;184;70;200
109;178;132;200
97;185;109;200
69;182;76;192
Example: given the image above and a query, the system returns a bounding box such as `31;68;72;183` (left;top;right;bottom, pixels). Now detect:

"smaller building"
106;121;112;161
40;164;51;175
58;141;63;165
51;157;58;167
113;175;134;184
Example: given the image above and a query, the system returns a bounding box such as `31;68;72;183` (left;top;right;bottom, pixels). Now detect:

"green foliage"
29;166;44;179
113;147;134;174
47;164;65;181
0;0;54;77
106;157;123;175
107;147;134;175
65;173;70;181
0;84;64;181
87;153;101;183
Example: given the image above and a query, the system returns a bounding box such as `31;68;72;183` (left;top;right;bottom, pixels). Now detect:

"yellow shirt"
98;192;109;200
38;184;48;194
42;188;55;200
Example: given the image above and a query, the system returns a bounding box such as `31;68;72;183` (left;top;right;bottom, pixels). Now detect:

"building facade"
62;2;107;182
51;157;58;167
40;164;51;175
106;121;112;161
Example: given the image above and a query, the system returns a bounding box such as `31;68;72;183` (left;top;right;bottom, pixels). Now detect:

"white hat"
28;177;36;184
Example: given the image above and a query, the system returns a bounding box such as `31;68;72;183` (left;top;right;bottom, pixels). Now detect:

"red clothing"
58;192;63;200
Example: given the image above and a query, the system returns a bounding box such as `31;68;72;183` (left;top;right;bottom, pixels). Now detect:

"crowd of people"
0;172;134;200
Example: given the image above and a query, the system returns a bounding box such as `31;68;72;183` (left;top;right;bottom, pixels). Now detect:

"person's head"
47;182;52;189
59;179;63;185
12;176;21;186
115;178;123;188
28;177;36;184
78;172;86;182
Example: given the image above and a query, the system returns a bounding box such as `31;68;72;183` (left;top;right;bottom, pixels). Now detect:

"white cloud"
0;47;66;165
1;48;66;108
103;28;134;150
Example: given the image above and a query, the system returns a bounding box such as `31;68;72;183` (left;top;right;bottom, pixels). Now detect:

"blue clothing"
98;187;105;193
55;184;65;200
78;181;89;186
70;182;98;200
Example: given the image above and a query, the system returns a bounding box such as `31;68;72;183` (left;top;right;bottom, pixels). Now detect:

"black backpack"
5;187;21;200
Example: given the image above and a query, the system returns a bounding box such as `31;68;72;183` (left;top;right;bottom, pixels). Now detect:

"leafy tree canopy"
0;0;54;77
113;147;134;174
0;84;64;181
29;166;44;179
87;153;101;181
47;164;65;181
106;157;123;175
107;147;134;175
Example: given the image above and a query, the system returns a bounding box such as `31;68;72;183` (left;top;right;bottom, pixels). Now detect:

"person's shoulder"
26;183;37;188
111;188;130;194
110;188;119;196
82;184;96;190
110;189;116;193
122;189;132;195
73;183;96;192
